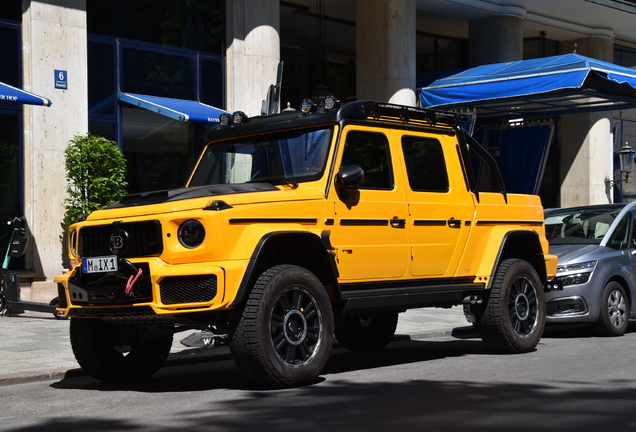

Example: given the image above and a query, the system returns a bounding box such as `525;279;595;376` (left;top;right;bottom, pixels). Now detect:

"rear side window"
401;136;449;192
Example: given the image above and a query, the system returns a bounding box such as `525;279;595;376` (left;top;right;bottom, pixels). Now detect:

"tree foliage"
64;133;127;227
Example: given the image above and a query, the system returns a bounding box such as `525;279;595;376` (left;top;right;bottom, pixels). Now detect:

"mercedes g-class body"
55;99;557;388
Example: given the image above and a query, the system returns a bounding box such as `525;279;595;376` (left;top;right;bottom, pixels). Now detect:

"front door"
328;127;410;281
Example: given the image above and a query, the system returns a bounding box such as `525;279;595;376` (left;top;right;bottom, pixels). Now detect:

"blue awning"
118;92;228;123
0;81;52;106
419;53;636;119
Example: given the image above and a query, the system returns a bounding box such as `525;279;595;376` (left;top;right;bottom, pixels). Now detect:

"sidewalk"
0;306;473;386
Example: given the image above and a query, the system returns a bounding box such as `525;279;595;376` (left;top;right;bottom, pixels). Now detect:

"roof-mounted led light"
233;111;248;124
323;95;338;110
219;113;233;126
300;99;316;113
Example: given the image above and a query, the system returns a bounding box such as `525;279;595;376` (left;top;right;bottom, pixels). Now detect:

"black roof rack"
206;100;472;143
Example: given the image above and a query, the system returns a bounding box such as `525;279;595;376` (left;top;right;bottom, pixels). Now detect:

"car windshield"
189;127;333;187
545;207;622;245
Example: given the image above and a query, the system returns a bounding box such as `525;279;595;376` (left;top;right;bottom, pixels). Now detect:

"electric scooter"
0;217;58;316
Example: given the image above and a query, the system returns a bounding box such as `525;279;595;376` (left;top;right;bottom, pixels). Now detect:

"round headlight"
300;99;315;113
219;113;232;126
69;229;77;257
233;111;248;124
178;220;205;249
323;95;338;110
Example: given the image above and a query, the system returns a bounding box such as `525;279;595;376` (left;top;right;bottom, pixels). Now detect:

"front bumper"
55;258;248;318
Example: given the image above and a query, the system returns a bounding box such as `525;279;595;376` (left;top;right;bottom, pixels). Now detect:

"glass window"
544;206;622;246
0;0;20;22
122;107;199;193
402;136;449;192
89;121;116;141
122;46;196;100
88;40;116;117
0;112;21;263
190;127;333;187
341;131;393;189
608;212;631;249
0;25;19;88
200;58;223;108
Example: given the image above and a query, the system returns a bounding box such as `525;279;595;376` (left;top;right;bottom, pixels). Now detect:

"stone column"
225;0;280;117
21;0;88;301
469;9;524;66
558;36;614;207
356;0;416;106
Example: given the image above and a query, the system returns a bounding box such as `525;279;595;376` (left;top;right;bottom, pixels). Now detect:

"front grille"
160;275;218;305
79;220;162;258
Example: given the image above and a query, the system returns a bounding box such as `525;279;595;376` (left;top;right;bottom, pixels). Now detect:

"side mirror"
339;165;364;187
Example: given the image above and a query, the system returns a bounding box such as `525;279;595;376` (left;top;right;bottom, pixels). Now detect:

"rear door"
396;131;474;278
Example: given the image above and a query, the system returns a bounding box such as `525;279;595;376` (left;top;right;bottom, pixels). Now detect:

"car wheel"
473;258;545;353
593;281;629;336
70;318;173;383
335;312;398;351
230;265;334;388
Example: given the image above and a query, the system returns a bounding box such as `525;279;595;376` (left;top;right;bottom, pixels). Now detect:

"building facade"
3;0;636;300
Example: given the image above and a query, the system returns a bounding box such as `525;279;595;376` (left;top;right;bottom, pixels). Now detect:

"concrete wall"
557;36;614;207
225;0;280;117
469;13;524;66
356;0;416;105
21;0;88;301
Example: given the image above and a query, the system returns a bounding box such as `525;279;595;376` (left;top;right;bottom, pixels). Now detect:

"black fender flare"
229;231;340;307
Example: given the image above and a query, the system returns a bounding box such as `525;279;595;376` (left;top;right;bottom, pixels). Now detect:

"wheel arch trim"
229;231;340;307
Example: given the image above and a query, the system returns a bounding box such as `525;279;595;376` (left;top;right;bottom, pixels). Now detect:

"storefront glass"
87;0;224;194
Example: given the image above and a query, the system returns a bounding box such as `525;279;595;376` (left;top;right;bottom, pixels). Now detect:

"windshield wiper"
247;176;298;189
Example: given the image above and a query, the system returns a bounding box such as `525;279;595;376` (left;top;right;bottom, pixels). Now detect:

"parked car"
544;203;636;336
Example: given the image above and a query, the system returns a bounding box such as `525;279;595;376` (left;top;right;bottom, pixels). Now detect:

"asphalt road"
2;323;636;432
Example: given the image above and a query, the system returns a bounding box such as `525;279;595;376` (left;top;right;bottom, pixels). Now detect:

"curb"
0;327;478;387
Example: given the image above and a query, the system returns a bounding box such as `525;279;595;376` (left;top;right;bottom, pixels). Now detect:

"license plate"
82;256;118;274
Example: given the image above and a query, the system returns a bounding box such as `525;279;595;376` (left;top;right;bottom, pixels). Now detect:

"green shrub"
64;133;127;227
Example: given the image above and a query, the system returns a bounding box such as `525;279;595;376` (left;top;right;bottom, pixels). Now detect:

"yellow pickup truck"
56;98;557;387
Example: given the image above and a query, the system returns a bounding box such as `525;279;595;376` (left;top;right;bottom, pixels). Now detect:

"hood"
106;183;279;209
549;244;600;264
85;183;325;221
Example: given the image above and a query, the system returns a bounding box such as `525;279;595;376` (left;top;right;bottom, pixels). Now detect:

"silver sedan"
544;203;636;336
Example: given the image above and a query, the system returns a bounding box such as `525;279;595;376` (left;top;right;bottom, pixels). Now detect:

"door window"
341;131;393;189
402;136;449;192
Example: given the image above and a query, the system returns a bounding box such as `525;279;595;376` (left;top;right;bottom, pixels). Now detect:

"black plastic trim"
230;231;338;307
228;218;318;224
340;219;389;226
339;283;485;315
413;220;447;226
476;220;544;226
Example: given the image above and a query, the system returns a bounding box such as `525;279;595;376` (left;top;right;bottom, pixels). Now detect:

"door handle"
390;218;406;228
448;218;462;228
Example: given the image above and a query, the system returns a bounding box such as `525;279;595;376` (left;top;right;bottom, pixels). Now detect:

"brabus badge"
110;228;129;255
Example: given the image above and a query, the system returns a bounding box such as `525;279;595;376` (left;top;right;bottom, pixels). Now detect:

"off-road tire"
69;318;173;383
335;312;398;351
230;265;334;388
473;258;545;353
593;281;629;337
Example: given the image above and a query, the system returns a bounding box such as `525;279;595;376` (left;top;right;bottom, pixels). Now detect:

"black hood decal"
106;183;279;209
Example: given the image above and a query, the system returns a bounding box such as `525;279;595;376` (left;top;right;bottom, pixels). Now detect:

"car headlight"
556;260;597;287
178;220;205;248
557;260;597;273
69;229;77;257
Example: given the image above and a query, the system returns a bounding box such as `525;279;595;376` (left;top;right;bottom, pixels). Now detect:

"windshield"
545;207;622;245
189;127;333;187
